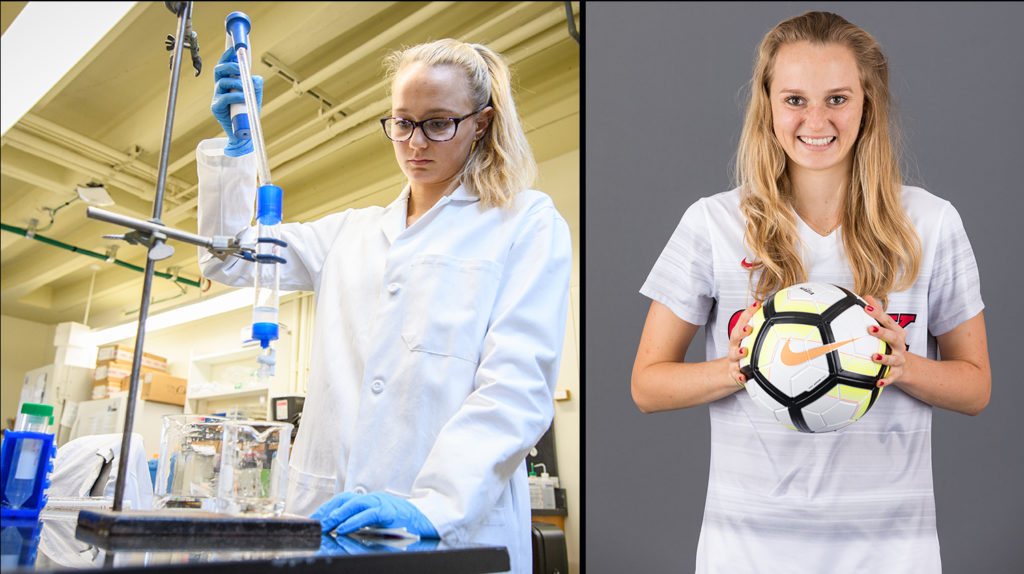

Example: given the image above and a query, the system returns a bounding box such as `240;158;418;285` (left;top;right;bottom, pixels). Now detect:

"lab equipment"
154;415;226;511
533;463;557;510
311;491;439;538
224;32;249;141
20;360;94;448
271;395;305;423
72;1;208;514
74;508;321;551
225;11;270;185
211;47;263;157
530;521;569;574
527;465;542;509
0;516;42;568
252;184;285;381
224;11;287;386
1;403;56;514
527;463;559;510
216;420;291;516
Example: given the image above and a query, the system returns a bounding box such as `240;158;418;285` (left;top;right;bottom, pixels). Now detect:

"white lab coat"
48;433;153;509
195;139;570;573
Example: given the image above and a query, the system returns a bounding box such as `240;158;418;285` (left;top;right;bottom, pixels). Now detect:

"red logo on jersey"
888;313;918;330
741;257;756;269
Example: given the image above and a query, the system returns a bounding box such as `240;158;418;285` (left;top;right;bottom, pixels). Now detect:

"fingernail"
738;375;745;382
870;326;879;333
740;347;748;356
878;381;886;387
752;301;760;309
744;326;751;333
872;354;882;361
865;305;874;312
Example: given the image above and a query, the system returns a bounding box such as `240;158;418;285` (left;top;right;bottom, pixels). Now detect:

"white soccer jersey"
640;186;983;573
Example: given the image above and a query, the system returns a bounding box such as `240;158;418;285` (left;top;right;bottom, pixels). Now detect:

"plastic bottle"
532;463;558;510
528;464;543;509
3;403;53;510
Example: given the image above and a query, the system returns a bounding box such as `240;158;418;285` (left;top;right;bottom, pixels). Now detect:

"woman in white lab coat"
197;39;571;573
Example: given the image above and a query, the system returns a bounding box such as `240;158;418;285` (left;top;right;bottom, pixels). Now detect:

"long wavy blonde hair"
385;39;536;209
736;11;920;306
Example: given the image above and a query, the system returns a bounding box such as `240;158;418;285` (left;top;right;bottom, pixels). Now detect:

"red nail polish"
872;354;882;361
865;305;874;312
878;381;886;387
870;326;879;333
753;301;760;309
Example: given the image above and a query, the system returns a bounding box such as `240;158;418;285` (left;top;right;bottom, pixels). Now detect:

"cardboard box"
55;345;98;369
91;383;108;400
92;375;130;399
93;379;126;394
92;376;121;391
94;360;160;383
54;321;92;347
140;372;187;406
96;344;168;371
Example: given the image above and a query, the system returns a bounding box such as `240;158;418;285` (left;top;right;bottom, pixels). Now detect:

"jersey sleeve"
639;198;716;325
927;201;984;336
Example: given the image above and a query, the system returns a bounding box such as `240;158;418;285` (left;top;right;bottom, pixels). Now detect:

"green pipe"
1;222;202;288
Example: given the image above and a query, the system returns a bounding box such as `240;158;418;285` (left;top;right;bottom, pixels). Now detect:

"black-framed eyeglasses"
380;109;483;143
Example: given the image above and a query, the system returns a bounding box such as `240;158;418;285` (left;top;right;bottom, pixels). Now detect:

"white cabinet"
185;347;274;419
21;363;95;447
70;392;183;460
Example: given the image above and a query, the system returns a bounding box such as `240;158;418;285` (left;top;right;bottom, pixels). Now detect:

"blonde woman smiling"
632;11;990;573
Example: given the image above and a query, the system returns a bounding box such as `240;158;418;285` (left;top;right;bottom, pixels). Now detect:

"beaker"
216;420;292;516
154;415;226;511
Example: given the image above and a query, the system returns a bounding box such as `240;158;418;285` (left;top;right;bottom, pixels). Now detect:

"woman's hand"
862;297;989;415
631;301;750;413
727;300;761;387
862;295;908;387
311;491;439;538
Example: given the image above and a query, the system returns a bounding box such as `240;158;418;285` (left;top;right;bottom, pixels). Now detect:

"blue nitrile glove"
211;47;263;157
310;492;439;538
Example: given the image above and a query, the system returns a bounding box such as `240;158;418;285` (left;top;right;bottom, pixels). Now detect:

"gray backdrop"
585;2;1024;572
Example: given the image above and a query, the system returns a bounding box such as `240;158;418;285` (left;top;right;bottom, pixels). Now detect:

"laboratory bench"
530;508;568;531
3;511;510;573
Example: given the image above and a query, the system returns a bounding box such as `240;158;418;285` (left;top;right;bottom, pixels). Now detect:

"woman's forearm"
631;356;741;413
894;313;991;416
896;353;990;415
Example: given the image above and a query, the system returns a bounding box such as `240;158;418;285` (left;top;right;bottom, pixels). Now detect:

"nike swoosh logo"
741;257;755;269
780;337;860;366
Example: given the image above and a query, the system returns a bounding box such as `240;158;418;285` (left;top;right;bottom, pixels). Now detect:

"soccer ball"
738;282;890;433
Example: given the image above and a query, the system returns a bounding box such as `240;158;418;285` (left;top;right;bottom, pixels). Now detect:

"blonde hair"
384;39;536;209
736;11;920;307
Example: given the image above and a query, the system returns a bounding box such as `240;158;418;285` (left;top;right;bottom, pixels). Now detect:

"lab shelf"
186;346;272;419
186;385;269;401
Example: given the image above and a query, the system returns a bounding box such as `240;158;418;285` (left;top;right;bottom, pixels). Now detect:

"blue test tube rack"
1;431;57;519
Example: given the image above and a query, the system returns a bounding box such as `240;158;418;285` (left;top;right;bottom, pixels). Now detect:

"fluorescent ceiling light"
1;2;137;136
89;288;294;346
76;184;115;206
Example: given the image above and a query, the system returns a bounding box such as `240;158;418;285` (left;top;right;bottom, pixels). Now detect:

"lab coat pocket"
286;466;338;517
401;254;501;363
482;486;511;527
